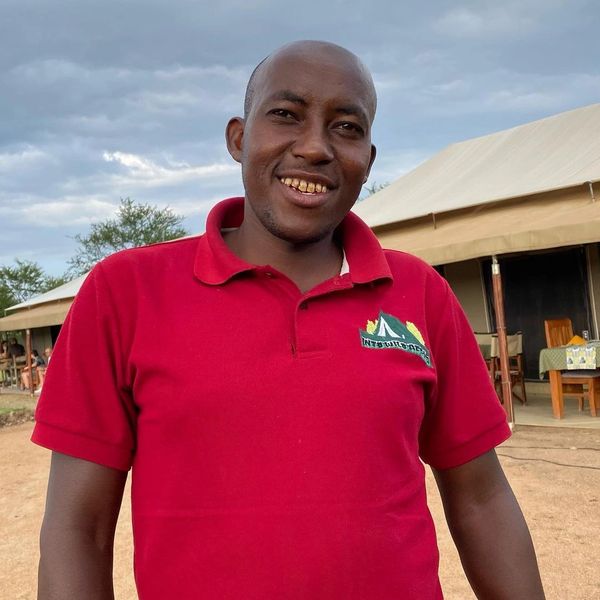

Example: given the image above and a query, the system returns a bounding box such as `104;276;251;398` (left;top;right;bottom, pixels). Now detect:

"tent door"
482;247;593;380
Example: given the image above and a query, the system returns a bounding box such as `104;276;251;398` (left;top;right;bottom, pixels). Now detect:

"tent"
0;273;87;332
353;103;600;422
353;103;600;265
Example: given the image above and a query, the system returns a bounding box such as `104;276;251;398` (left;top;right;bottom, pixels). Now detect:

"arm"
38;452;128;600
433;449;545;600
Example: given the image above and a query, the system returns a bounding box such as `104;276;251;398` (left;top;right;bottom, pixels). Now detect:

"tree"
0;283;13;316
66;198;189;276
361;181;389;199
0;259;67;315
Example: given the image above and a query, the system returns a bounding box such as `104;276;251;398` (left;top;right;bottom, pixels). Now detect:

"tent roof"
1;273;87;331
0;299;73;332
5;273;88;313
374;186;600;265
354;103;600;228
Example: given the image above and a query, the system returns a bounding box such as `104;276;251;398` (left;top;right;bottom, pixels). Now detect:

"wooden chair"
544;318;600;414
474;332;495;381
490;332;527;404
544;318;574;347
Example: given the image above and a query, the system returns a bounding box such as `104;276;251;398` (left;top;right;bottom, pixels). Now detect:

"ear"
226;117;245;164
364;144;377;182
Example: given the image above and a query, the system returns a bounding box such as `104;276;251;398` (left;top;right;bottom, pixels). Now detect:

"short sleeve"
419;280;511;469
31;263;136;471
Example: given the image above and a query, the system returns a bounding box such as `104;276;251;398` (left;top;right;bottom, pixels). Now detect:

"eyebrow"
336;104;369;124
267;90;308;106
267;91;370;125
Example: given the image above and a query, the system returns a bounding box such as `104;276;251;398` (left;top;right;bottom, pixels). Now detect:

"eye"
335;121;365;136
268;108;296;120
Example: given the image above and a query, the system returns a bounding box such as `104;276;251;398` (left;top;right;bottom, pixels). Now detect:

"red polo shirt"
33;197;510;599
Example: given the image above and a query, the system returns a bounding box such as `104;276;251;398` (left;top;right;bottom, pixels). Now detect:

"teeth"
280;177;329;194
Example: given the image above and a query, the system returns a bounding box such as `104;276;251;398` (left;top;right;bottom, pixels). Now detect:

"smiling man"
223;42;377;292
33;41;545;599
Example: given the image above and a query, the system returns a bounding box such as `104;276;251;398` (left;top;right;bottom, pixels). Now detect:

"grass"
0;393;37;427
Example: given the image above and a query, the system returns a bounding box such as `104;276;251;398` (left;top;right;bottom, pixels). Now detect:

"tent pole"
491;256;514;428
25;329;34;396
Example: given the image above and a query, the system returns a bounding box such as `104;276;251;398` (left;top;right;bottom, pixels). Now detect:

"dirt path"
1;423;599;599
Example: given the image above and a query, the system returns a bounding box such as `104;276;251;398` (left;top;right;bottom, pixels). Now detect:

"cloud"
433;1;570;38
0;146;54;172
434;6;531;37
441;71;599;116
0;58;249;151
102;151;239;187
0;195;117;227
0;0;598;278
376;67;600;123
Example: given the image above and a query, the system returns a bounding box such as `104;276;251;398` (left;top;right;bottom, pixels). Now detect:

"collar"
194;197;392;286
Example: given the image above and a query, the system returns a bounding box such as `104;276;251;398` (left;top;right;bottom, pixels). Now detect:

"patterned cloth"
566;345;597;370
539;341;600;378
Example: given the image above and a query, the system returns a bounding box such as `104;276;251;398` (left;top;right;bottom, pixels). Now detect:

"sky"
1;0;599;277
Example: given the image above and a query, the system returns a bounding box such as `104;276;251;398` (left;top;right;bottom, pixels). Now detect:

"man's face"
227;46;376;245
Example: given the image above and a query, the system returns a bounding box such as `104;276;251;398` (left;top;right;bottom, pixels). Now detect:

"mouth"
279;177;329;195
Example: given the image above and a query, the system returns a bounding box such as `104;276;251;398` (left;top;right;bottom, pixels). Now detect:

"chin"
269;222;333;246
261;209;336;246
281;232;329;246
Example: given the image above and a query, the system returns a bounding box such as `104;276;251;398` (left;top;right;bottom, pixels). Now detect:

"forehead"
253;48;374;119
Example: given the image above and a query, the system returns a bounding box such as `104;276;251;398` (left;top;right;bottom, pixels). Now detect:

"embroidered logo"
360;311;432;367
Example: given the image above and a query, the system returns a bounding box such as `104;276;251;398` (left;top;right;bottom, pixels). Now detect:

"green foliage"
0;283;13;315
0;198;188;318
66;198;189;277
0;259;67;315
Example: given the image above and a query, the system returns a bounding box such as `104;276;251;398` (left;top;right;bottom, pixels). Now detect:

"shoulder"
383;248;437;274
72;236;202;313
383;249;450;297
94;235;201;288
100;235;201;272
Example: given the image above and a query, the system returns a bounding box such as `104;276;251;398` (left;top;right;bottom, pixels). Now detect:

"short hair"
244;57;267;119
242;42;377;121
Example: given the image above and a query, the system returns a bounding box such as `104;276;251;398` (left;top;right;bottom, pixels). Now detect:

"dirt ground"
1;416;599;599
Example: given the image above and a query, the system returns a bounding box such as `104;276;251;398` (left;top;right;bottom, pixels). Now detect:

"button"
265;271;273;278
299;301;308;310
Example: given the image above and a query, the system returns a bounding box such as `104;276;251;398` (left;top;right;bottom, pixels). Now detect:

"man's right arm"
38;452;128;600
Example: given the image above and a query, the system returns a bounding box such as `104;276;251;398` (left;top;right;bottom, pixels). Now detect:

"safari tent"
0;274;87;350
353;103;600;382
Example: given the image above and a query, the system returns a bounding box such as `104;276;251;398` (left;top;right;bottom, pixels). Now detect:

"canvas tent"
353;103;600;265
353;103;600;421
0;273;87;332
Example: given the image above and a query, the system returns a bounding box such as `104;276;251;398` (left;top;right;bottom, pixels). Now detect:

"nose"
292;122;334;164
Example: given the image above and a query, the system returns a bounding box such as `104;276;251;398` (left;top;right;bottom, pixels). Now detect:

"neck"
224;223;343;293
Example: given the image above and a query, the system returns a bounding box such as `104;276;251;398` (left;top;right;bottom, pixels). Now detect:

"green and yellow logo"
360;311;432;367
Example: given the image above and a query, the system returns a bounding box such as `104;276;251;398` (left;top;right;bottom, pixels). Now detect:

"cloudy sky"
1;0;599;276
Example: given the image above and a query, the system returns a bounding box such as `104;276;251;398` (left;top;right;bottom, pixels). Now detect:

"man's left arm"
433;449;545;599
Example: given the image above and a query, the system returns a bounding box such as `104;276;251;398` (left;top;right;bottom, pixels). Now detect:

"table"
539;341;600;418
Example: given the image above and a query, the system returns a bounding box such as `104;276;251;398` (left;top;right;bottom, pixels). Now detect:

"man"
34;347;53;394
7;336;25;358
34;41;545;599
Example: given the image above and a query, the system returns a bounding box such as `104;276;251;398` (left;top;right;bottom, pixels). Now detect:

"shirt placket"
292;275;354;357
